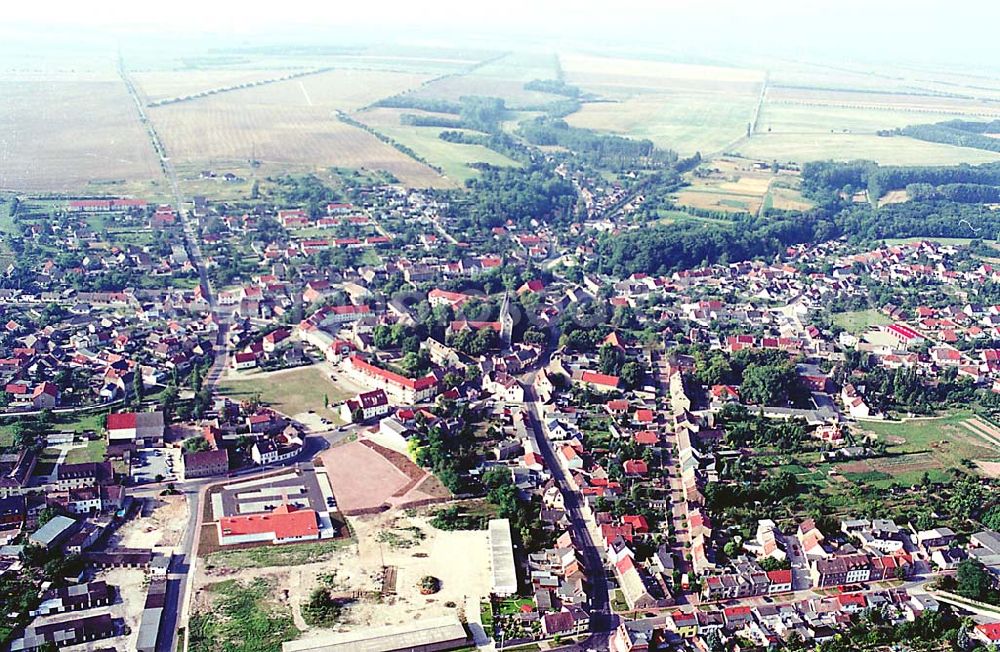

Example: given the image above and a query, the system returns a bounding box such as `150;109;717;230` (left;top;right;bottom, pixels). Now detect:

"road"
520;388;616;649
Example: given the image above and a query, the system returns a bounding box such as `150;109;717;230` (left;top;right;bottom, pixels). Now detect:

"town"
2;160;1000;652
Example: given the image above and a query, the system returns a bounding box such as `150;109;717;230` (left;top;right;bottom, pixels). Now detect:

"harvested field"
768;185;814;211
560;52;763;95
674;188;761;214
766;86;1000;118
147;75;449;187
0;80;161;192
133;68;283;104
735;132;1000;166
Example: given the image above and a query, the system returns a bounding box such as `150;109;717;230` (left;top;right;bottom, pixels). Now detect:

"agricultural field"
557;52;763;156
141;67;463;188
0;79;161;192
857;411;1000;476
356;108;520;182
403;51;563;109
132;68;286;104
831;309;893;334
568;91;758;155
735;132;1000;166
148;83;448;187
672;157;797;215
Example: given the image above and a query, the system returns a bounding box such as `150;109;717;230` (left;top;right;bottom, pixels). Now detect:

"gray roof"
489;518;517;595
29;516;77;546
281;615;466;652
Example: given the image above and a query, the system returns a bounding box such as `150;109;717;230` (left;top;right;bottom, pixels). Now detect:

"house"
541;606;590;637
558;445;584;470
231;351;258;370
31;382;60;409
180;449;229;480
973;623;1000;645
53;462;114;490
216;503;319;546
573;370;620;392
811;554;872;587
339;389;391;423
250;439;301;465
263;328;291;352
107;411;165;447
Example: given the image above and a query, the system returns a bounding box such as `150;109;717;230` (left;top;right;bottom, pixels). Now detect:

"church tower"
499;291;514;348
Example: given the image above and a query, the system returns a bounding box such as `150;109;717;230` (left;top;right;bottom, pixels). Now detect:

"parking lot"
131;448;178;484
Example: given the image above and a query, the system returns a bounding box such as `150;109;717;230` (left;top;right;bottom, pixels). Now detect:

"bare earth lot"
195;510;490;641
109;494;189;549
319;438;447;513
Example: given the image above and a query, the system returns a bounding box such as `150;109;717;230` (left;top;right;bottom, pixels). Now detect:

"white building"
488;518;518;597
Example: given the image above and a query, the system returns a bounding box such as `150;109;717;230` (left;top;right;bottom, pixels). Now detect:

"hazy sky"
4;0;999;69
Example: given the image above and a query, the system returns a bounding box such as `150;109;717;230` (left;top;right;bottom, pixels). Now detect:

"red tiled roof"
218;504;318;541
580;371;619;388
349;355;437;391
107;412;137;430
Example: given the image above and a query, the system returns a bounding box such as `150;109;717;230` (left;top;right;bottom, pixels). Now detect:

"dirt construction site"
193;508;491;636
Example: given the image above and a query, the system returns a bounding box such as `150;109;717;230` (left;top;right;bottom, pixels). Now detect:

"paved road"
520;389;616;649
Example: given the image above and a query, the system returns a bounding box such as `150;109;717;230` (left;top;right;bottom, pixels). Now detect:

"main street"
521;387;617;649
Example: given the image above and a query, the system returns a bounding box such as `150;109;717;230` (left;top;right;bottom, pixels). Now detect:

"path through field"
299;81;313;107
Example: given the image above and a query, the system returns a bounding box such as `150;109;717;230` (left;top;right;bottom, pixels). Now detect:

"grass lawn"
0;409;107;442
205;539;350;570
33;447;63;477
65;438;107;464
832;309;892;334
480;600;494;631
610;588;629;612
497;598;534;616
216;365;352;419
377;124;521;183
